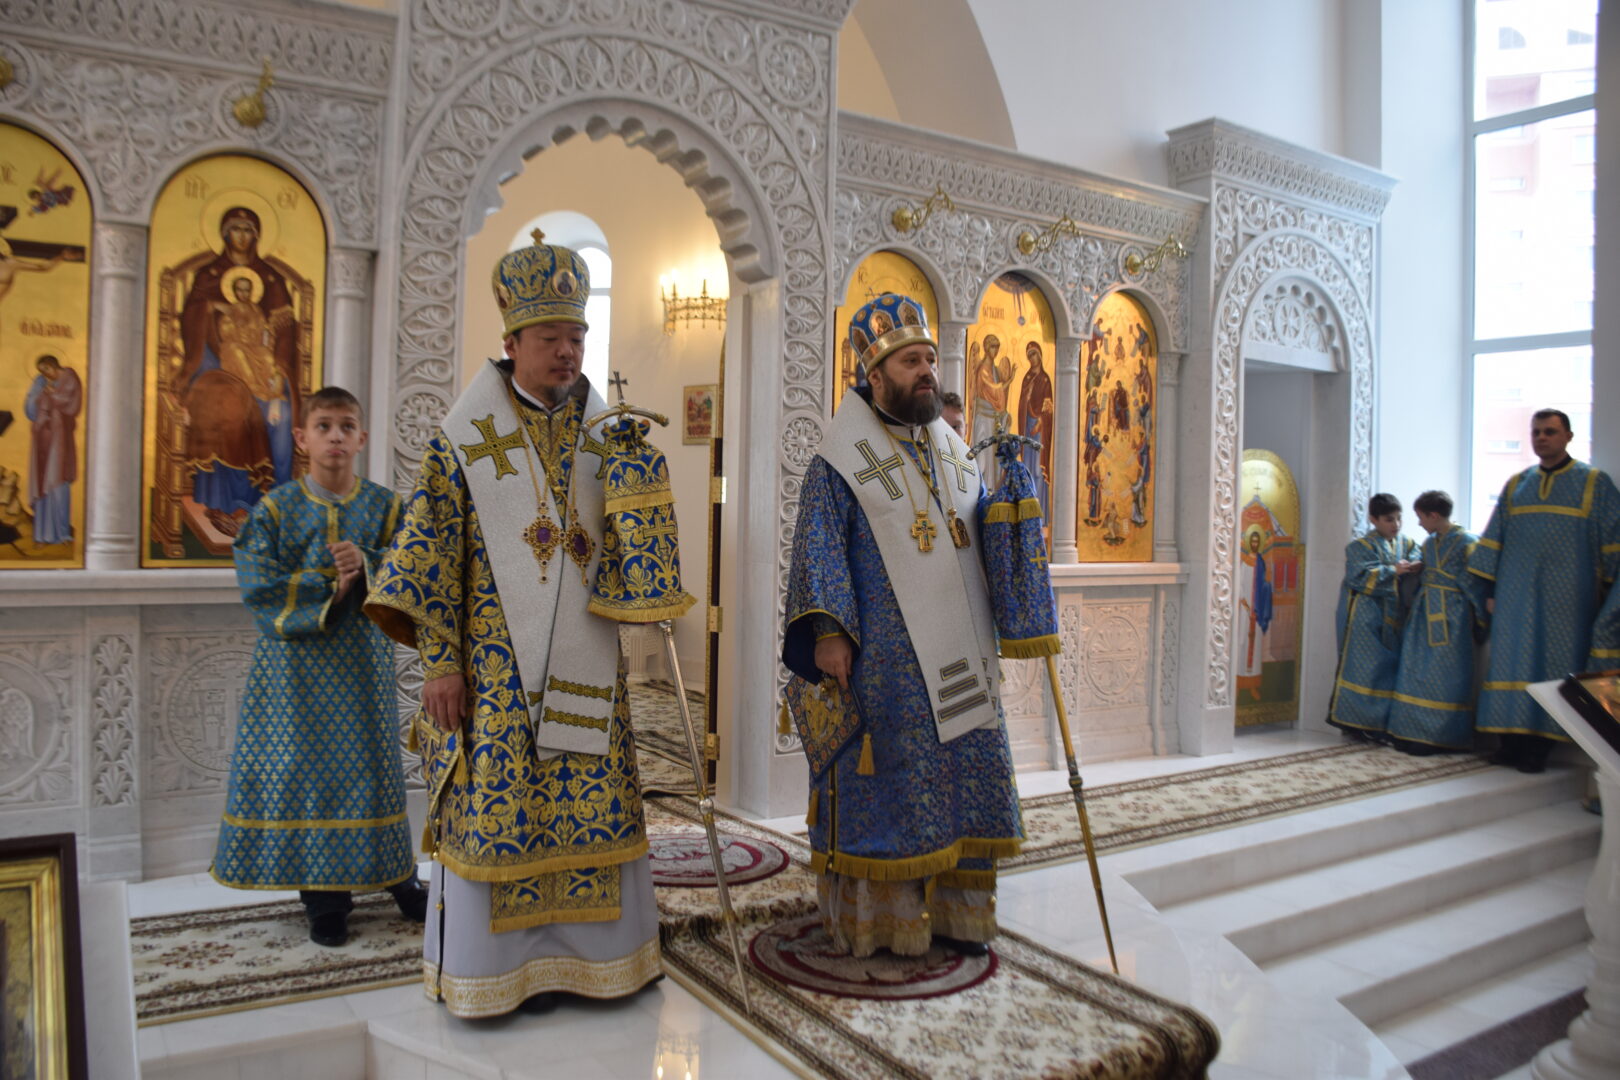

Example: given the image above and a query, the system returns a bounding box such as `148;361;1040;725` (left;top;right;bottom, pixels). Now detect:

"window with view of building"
1468;0;1596;528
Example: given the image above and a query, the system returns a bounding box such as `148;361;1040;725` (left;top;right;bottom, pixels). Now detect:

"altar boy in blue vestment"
1469;409;1620;772
1328;493;1423;739
1387;491;1488;755
213;387;426;947
784;293;1024;959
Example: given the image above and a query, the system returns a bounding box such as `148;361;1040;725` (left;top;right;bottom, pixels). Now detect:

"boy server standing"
212;387;427;946
1328;493;1422;740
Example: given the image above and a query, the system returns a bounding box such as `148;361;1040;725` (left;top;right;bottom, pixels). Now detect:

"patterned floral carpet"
1002;742;1492;873
628;679;703;796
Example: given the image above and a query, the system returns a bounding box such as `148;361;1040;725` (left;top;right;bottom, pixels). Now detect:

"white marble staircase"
1125;764;1597;1076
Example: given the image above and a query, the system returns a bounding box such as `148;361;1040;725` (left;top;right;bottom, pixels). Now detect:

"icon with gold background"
831;250;939;415
1236;449;1305;728
1075;292;1157;562
967;272;1057;530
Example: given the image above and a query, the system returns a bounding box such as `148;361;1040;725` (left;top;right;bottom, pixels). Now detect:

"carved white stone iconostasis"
0;0;395;880
834;115;1202;770
1166;119;1395;755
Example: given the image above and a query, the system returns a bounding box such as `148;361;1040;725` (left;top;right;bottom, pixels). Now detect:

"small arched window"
1498;26;1527;49
510;211;612;393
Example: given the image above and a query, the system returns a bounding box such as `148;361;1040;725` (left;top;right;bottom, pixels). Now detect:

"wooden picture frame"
0;834;87;1080
682;384;719;444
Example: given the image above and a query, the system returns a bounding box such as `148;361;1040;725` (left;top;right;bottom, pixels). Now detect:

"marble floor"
128;729;1570;1080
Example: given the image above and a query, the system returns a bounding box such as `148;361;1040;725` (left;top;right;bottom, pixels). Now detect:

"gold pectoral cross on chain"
910;510;937;553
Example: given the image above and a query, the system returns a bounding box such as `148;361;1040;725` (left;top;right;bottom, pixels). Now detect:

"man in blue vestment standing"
784;293;1023;959
1469;409;1620;772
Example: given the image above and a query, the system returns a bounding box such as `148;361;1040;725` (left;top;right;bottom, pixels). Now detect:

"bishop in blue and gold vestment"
784;293;1023;959
1387;493;1488;753
366;234;663;1017
1328;494;1422;739
1469;411;1620;770
212;426;416;910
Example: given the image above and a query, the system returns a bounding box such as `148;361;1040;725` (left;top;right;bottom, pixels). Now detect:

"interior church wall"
460;136;727;680
1595;0;1619;476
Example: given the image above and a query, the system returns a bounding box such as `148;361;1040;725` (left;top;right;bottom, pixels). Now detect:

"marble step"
1125;766;1587;910
1158;800;1600;965
1263;856;1595;1028
1372;941;1593;1068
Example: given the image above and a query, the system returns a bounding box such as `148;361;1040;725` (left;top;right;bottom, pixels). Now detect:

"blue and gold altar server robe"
212;477;415;892
1388;526;1487;750
783;447;1023;891
1328;530;1421;735
363;394;647;933
1469;460;1620;739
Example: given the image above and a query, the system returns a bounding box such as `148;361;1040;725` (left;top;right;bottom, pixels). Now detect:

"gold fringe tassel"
453;746;468;786
806;788;819;827
420;820;436;856
406;721;420;755
778;700;792;737
983;497;1045;524
856;733;875;775
586;593;697;624
810;835;1024;883
999;634;1062;659
602;490;678;515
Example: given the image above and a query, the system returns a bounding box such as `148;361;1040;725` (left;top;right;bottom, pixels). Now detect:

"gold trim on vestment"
585;594;698;622
488;904;623;935
1483;680;1531;690
207;865;417;892
432;837;649;884
602;490;679;515
813;835;1022;882
1336;677;1393;700
1475;724;1573;742
541;706;610;732
999;634;1061;659
983;497;1043;524
546;675;613;701
222;811;408;830
422;936;660;1018
1390;691;1470;712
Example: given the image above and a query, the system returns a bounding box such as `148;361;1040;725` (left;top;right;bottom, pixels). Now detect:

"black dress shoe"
309;911;349;947
933;935;990;957
515;991;559;1014
388;877;429;923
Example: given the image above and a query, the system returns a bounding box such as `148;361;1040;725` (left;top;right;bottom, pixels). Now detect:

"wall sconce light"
890;184;956;234
1016;212;1083;257
231;58;275;129
661;278;726;335
1124;235;1190;276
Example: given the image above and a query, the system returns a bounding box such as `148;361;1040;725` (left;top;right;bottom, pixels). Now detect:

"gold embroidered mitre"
492;229;590;336
587;417;697;623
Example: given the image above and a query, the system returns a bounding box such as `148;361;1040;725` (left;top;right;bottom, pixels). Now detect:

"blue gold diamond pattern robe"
1329;531;1421;735
784;450;1024;895
1469;460;1620;739
212;478;415;891
1387;526;1488;750
364;394;647;933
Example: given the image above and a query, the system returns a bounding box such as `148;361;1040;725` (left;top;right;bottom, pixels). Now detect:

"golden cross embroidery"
939;445;976;492
1028;546;1050;573
460;414;526;480
853;439;906;500
580;430;611;478
911;510;938;553
633;518;678;549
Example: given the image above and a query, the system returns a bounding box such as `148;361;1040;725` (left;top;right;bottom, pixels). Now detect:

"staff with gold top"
366;231;672;1019
781;293;1025;960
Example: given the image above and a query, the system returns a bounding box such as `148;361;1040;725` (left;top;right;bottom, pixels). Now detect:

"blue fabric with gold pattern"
1328;531;1422;736
364;409;647;932
1387;526;1488;750
1469;460;1620;739
981;440;1060;659
587;416;697;624
212;478;416;892
848;292;937;377
783;445;1023;891
492;230;590;336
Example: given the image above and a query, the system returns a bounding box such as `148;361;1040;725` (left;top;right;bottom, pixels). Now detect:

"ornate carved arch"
1203;229;1373;708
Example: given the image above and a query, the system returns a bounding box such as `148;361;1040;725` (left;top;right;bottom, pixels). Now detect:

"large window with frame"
1467;0;1596;528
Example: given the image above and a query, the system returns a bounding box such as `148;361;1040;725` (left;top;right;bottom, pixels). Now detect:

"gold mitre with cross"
492;229;590;336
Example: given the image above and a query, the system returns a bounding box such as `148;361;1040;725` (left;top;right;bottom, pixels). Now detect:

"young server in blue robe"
1469;409;1620;772
212;387;426;946
1328;493;1423;739
1386;491;1488;754
783;294;1024;959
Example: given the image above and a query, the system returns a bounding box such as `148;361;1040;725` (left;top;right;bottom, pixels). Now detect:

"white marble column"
937;319;970;402
1052;335;1082;563
1154;351;1184;562
85;223;147;570
326;247;374;405
1533;769;1620;1080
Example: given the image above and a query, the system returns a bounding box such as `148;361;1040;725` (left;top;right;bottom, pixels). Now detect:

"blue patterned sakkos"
1329;530;1422;735
212;478;415;891
1469;460;1620;739
1387;525;1488;750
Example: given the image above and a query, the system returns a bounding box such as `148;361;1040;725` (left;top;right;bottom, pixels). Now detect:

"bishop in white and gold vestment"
366;235;668;1017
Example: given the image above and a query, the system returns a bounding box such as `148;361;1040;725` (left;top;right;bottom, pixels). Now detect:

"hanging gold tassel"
778;700;791;737
406;721;420;755
856;733;875;776
453;747;469;786
806;788;819;827
420;820;436;856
